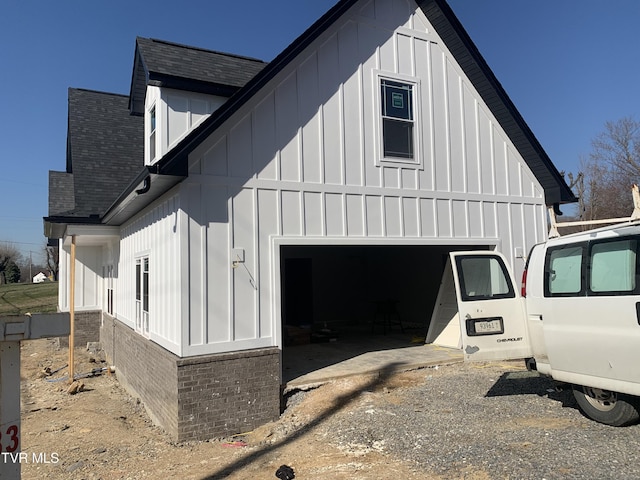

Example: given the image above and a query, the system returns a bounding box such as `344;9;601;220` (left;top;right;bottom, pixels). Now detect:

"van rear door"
450;251;531;361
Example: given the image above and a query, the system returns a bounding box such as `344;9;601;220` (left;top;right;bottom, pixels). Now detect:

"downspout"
135;176;151;195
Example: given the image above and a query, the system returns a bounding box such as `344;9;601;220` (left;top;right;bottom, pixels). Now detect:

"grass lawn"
0;282;58;316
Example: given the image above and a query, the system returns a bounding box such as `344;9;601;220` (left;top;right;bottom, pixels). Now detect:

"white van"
430;221;640;426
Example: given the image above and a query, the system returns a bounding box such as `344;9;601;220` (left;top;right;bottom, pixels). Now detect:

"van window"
545;245;584;296
456;256;514;301
589;239;637;294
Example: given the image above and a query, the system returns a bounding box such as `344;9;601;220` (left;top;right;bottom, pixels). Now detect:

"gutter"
101;164;185;226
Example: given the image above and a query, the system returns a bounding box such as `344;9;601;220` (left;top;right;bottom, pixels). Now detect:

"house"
32;272;48;283
44;0;576;441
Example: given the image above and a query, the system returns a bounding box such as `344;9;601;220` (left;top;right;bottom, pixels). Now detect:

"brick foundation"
58;310;101;348
101;315;281;441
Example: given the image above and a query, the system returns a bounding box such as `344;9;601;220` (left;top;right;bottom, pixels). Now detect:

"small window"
589;239;637;294
455;256;515;301
135;256;149;335
545;245;584;297
105;265;114;316
381;79;414;160
149;106;157;161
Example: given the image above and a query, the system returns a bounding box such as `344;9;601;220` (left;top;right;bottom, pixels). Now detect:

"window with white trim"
381;79;414;159
104;265;114;316
375;73;422;167
149;105;157;161
135;256;149;335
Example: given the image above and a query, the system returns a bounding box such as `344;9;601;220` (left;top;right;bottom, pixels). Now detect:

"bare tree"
45;244;60;281
591;117;640;178
0;244;21;285
576;118;640;221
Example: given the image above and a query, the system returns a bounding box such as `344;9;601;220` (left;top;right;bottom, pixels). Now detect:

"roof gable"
129;37;267;115
48;0;576;239
151;0;574;206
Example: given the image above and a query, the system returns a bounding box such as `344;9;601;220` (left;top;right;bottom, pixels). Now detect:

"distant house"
32;272;48;284
44;0;575;442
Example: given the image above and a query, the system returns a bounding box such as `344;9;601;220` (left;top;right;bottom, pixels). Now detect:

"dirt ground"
18;338;476;480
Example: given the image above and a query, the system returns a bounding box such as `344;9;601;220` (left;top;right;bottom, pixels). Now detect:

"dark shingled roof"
48;171;75;216
129;37;267;115
55;88;144;218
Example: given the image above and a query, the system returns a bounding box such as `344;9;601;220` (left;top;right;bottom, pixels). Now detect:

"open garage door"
279;243;491;384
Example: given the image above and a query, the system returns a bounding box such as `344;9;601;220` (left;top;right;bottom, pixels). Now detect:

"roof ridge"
69;87;129;98
144;37;267;64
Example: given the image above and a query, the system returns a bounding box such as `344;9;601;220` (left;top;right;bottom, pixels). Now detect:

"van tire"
572;385;640;426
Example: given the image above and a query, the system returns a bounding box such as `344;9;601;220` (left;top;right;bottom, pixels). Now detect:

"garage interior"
280;244;490;383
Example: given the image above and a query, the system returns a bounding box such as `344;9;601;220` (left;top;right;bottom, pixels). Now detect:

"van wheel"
572;385;640;426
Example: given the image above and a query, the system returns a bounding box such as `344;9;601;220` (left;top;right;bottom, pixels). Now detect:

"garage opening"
280;244;490;383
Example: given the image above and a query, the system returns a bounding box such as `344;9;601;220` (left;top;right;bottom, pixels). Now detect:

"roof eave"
146;72;241;97
43;215;102;240
128;41;148;115
101;165;186;226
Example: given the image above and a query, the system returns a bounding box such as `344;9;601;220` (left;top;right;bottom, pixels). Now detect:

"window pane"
150;131;156;160
458;257;513;300
381;80;413;120
383;118;413;159
547;246;583;295
591;240;636;293
135;262;141;301
143;258;149;312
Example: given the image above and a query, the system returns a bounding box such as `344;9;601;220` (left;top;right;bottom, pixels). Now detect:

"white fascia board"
63;225;120;247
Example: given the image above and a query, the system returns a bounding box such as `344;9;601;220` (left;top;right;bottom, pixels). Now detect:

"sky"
1;0;638;264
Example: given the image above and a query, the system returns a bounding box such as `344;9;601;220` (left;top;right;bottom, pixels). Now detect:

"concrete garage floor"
282;332;463;390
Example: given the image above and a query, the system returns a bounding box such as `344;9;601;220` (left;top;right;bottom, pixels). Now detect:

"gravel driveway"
306;360;640;479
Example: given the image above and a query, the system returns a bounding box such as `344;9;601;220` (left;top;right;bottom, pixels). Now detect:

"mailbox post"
0;313;70;479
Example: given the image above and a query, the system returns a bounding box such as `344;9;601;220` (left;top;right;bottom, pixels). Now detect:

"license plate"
466;317;504;336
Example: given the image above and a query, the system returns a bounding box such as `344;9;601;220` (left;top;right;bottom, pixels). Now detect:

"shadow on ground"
485;370;578;410
201;362;404;479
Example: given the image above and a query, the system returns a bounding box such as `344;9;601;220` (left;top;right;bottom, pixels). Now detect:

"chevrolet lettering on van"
497;337;523;343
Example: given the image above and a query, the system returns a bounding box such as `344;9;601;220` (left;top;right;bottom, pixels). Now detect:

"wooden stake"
69;235;76;384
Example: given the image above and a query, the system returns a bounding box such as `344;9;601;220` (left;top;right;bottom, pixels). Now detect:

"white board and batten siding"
58;245;102;312
127;0;547;356
145;86;227;166
118;193;183;354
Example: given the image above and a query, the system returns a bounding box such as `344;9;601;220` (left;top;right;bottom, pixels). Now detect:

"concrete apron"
282;334;463;391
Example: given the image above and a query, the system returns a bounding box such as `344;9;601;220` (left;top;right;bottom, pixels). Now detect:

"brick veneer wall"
101;314;281;441
101;315;179;436
177;348;281;440
58;310;101;347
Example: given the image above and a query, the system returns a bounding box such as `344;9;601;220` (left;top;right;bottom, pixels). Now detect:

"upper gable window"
381;79;413;158
376;73;422;168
